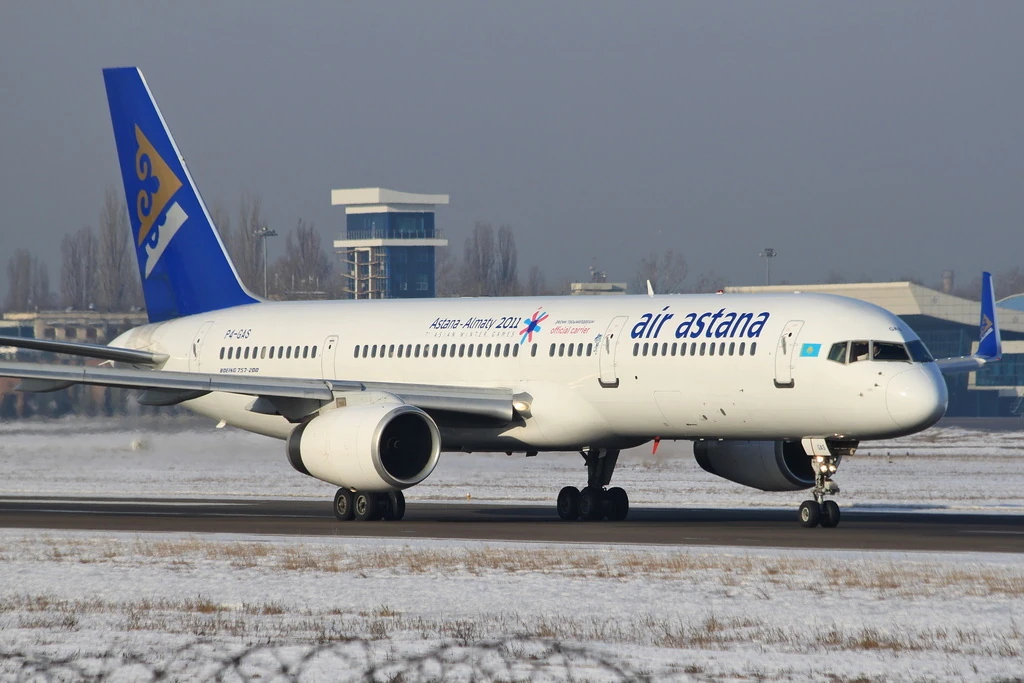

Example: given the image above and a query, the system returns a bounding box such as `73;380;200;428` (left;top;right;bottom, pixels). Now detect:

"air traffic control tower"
332;188;449;299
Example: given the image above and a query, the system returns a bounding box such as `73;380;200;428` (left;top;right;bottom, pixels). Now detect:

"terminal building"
332;188;449;299
726;281;1024;417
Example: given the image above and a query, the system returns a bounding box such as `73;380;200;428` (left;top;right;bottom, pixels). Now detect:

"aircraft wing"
0;335;168;366
936;271;1002;375
0;359;514;422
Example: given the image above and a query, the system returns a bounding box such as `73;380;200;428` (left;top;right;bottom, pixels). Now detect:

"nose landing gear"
798;438;855;528
556;448;629;521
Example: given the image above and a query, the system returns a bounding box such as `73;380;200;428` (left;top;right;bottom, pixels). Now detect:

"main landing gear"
557;448;629;521
797;438;854;529
333;488;406;522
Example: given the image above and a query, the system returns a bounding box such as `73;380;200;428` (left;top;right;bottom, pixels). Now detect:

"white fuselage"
112;292;948;450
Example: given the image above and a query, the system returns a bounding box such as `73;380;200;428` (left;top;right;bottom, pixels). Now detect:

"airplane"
0;67;1003;529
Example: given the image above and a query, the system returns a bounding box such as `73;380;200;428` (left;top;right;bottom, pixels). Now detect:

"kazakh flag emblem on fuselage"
800;343;821;357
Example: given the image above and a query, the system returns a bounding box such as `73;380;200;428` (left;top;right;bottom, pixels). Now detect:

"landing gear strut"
334;489;405;522
798;438;854;528
557;448;629;521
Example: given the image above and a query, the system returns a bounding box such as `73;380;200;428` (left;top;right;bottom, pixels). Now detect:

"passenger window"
387;345;394;358
486;344;493;358
397;345;404;358
651;343;658;357
361;345;368;358
587;343;593;356
244;347;250;360
270;346;276;359
468;344;474;358
873;341;911;362
750;342;757;356
828;342;848;364
568;343;575;357
849;341;869;363
432;344;438;357
414;344;421;358
303;346;309;359
549;344;555;357
670;342;677;356
441;344;447;358
558;343;565;357
279;346;285;359
633;343;639;357
531;344;537;357
659;343;666;356
729;342;735;356
476;344;482;357
642;342;649;356
739;342;745;356
227;347;232;360
459;344;465;357
680;343;686;357
513;344;519;357
708;342;715;356
503;344;510;357
285;346;292;359
353;346;359;358
690;342;697;356
699;343;706;356
262;346;267;359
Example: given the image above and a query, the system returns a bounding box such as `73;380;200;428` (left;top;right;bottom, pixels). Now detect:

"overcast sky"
2;1;1023;299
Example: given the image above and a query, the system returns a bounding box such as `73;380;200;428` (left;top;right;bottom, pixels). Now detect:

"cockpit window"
849;341;870;363
827;342;848;363
906;339;935;363
872;341;910;362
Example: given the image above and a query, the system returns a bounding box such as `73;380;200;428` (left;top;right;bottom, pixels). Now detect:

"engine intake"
287;404;441;491
693;440;815;491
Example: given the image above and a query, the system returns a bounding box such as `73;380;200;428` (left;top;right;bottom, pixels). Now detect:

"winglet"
977;271;1002;361
646;280;655;297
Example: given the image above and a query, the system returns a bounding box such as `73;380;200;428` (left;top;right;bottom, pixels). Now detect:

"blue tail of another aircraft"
977;271;1001;360
103;67;259;323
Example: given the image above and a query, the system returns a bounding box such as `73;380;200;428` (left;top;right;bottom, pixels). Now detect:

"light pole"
255;226;278;298
759;248;777;286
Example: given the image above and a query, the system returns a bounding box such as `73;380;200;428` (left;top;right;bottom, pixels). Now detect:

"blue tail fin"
103;67;259;323
977;271;1001;360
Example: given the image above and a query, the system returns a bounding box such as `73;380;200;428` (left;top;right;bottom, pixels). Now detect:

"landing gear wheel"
557;486;580;521
605;487;629;521
333;488;354;521
578;486;604;521
382;491;406;521
799;500;821;528
820;500;841;528
354;492;382;521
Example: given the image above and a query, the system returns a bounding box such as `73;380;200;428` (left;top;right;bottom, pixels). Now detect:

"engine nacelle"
287;404;441;492
693;440;815;491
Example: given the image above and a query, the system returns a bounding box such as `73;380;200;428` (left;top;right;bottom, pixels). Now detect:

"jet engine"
693;440;815;491
287;404;441;491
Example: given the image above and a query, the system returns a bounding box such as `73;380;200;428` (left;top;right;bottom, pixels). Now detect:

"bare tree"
95;186;140;311
434;247;461;297
209;199;232;252
227;192;265;292
525;265;548;297
494;225;519;296
631;250;688;294
5;250;32;311
30;257;52;310
272;219;333;300
690;272;727;293
60;226;99;309
461;222;496;296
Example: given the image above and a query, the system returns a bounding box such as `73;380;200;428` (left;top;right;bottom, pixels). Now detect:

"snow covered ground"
1;417;1023;680
1;416;1023;514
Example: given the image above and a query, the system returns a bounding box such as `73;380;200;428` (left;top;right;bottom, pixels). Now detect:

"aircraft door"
774;320;804;388
598;316;629;388
321;335;338;380
189;321;215;372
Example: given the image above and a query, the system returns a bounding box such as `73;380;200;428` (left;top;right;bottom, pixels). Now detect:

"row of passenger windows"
220;345;318;361
827;339;933;364
356;342;526;359
354;341;599;360
633;340;757;358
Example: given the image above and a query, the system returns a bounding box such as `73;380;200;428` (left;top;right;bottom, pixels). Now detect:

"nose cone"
886;366;948;431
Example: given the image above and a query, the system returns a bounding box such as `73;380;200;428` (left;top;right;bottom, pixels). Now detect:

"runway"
1;496;1022;553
